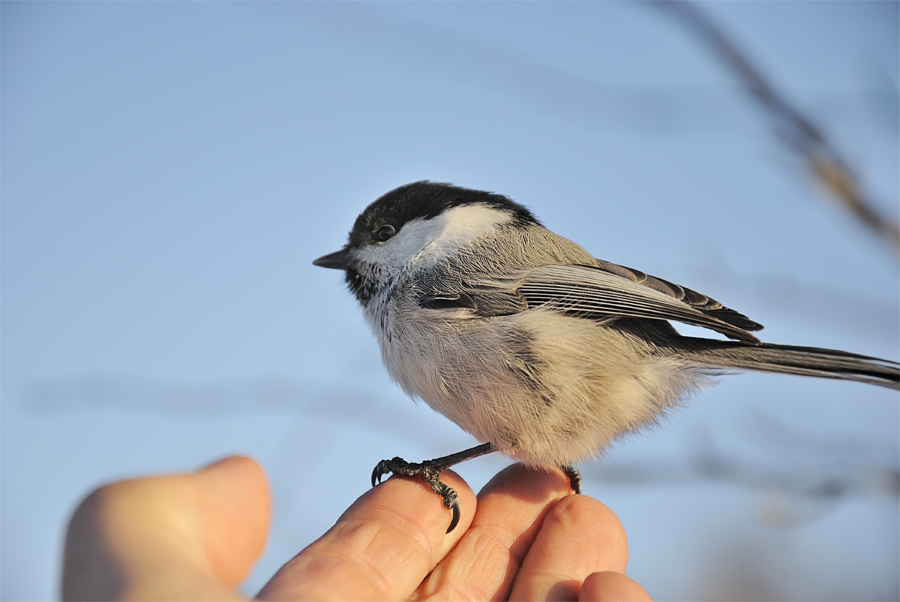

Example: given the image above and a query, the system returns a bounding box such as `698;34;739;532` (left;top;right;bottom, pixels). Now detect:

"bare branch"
655;0;900;253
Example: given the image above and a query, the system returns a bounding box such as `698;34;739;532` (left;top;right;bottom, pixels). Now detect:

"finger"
510;495;629;601
414;464;572;601
581;572;653;601
190;456;272;585
257;470;476;601
62;455;269;601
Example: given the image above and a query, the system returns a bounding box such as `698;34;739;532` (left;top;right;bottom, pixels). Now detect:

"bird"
313;181;899;532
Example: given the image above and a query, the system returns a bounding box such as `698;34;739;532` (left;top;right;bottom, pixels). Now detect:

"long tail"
680;339;899;390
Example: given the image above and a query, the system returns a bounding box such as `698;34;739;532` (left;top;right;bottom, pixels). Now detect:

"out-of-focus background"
2;2;898;600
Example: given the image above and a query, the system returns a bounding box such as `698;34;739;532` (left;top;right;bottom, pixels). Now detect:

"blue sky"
2;2;898;600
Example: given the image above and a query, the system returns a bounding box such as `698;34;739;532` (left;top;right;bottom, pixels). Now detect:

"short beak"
313;248;351;270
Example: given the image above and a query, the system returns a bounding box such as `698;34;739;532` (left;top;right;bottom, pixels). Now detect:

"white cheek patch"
386;218;443;266
352;204;514;270
415;205;513;265
435;204;514;241
350;218;441;271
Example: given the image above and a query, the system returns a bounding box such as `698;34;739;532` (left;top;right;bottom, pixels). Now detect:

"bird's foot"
370;442;496;534
371;456;461;532
561;465;582;494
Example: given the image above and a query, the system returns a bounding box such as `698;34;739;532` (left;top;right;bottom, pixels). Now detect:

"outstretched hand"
63;456;651;601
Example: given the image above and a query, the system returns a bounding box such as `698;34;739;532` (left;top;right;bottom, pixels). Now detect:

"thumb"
63;456;270;601
190;456;271;586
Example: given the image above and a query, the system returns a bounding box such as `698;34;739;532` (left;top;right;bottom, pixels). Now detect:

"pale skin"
62;456;652;601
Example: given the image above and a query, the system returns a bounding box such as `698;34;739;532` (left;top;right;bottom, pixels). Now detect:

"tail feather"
681;339;899;390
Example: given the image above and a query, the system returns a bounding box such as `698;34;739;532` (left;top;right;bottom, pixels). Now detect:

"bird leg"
371;442;495;533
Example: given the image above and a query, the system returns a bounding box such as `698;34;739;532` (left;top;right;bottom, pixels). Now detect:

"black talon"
371;458;398;487
368;442;495;534
561;465;582;494
442;487;461;533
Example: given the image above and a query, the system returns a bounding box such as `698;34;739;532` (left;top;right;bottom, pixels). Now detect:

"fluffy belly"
378;307;711;467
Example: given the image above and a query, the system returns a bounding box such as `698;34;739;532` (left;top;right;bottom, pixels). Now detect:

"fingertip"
200;455;265;482
197;455;270;525
507;487;632;600
550;495;627;558
190;457;271;585
199;456;269;508
538;494;629;576
479;463;572;506
581;571;653;601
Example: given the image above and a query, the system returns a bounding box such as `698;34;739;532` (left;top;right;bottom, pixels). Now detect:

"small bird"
314;181;899;532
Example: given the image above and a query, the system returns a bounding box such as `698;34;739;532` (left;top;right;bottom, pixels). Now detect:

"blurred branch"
655;0;900;253
585;410;899;527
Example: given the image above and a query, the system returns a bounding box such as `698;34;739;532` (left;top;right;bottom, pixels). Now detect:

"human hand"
63;456;268;601
63;456;651;601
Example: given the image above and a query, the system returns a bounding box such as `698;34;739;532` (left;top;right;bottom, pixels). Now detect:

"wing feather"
415;253;762;344
593;260;763;332
518;264;761;344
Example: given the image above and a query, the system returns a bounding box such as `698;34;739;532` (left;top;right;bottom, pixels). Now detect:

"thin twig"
655;0;900;253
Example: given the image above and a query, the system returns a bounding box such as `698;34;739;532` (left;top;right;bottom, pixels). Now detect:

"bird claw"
562;465;582;494
436;482;461;533
370;456;461;533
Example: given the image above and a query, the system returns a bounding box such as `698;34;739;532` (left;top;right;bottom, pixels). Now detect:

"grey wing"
518;263;762;344
415;253;762;344
592;259;763;333
418;277;528;316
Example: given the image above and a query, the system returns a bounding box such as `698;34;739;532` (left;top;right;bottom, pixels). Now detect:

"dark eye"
375;225;396;242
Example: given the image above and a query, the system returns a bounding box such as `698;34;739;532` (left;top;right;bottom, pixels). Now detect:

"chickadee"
314;181;899;532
